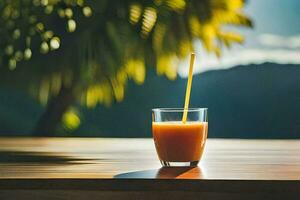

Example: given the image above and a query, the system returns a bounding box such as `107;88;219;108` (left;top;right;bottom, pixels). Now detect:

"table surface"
0;137;299;180
0;137;300;198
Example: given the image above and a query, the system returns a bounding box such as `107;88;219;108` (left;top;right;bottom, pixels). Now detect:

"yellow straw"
182;53;196;123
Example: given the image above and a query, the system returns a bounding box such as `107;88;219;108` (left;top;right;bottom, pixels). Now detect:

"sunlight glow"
129;4;142;24
50;37;60;50
62;109;81;130
141;7;157;37
67;19;76;32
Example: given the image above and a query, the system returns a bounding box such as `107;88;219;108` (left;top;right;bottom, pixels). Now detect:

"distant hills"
0;87;42;135
0;63;299;138
76;63;300;138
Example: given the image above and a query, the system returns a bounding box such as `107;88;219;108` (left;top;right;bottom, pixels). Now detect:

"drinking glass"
152;108;208;167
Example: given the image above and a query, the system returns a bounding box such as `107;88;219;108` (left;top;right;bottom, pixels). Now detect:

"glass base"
160;160;199;167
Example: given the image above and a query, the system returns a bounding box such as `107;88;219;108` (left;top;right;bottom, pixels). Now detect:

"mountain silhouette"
76;62;300;138
0;62;299;138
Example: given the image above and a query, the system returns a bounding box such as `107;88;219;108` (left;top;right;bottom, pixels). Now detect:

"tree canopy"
0;0;252;133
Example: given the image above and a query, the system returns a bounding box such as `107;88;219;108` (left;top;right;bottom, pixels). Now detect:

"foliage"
0;0;252;131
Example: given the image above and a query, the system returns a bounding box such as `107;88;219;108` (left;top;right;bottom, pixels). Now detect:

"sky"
178;0;300;77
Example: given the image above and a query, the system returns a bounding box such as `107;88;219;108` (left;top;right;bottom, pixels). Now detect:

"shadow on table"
0;151;100;165
114;166;204;179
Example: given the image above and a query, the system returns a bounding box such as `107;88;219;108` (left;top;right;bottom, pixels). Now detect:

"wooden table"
0;138;299;200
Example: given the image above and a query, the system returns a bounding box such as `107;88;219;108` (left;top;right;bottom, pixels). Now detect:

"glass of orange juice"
152;108;208;167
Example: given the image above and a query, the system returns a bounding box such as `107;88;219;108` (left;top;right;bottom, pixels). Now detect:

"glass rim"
152;108;207;112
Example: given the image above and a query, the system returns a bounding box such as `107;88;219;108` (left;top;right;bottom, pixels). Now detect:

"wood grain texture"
0;138;299;199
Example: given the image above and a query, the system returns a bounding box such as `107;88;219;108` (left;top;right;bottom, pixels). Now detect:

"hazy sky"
178;0;300;77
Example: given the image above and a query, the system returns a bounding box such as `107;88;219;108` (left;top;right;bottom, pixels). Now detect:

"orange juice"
152;122;208;162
